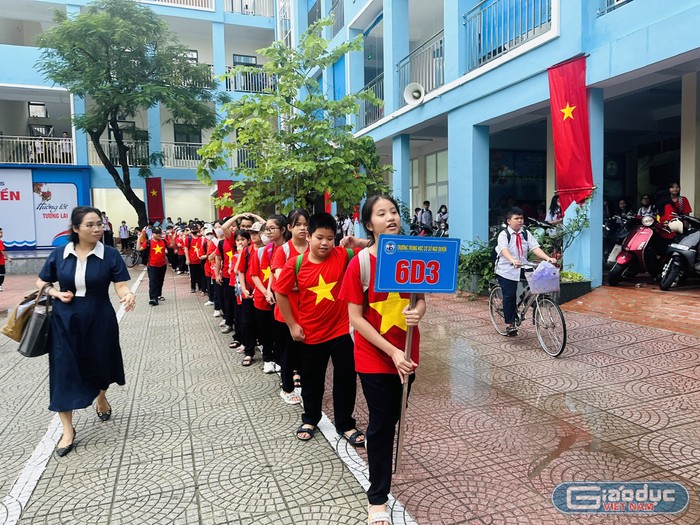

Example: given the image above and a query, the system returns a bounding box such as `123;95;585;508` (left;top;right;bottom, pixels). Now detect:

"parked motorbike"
658;215;700;290
434;221;449;238
607;214;669;286
603;213;634;268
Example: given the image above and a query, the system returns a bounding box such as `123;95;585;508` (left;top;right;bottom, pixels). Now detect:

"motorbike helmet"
668;218;684;234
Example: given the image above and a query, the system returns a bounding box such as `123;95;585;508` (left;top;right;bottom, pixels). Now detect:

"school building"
1;0;700;286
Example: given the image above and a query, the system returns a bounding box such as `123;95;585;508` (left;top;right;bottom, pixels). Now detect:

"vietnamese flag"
324;190;332;213
548;56;595;213
217;179;233;219
145;177;164;222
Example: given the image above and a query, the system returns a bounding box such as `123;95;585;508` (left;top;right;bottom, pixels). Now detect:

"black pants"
300;334;357;433
189;263;203;291
233;299;242;340
212;280;222;310
167;248;177;270
201;272;210;294
147;264;167;300
221;278;234;327
255;307;276;362
497;274;519;324
275;320;300;393
177;254;187;273
360;372;415;506
0;264;4;286
240;298;258;357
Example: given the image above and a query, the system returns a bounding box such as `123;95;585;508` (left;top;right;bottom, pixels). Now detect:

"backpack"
492;227;529;264
140;240;150;265
294;248;355;278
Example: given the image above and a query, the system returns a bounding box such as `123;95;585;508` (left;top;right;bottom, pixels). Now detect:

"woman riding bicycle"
495;207;558;336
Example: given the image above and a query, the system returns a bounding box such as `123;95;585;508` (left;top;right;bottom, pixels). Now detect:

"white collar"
507;226;524;235
63;241;105;260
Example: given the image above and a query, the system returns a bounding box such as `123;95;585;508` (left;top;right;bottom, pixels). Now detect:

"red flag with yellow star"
548;56;594;213
145;177;164;222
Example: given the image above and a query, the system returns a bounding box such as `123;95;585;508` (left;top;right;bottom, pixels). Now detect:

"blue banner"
375;235;461;293
552;482;689;514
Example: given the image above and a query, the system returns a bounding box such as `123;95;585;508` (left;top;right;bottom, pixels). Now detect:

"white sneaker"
213;310;222;318
263;362;275;374
274;363;281;373
219;320;227;327
204;300;214;306
0;285;3;292
280;389;301;405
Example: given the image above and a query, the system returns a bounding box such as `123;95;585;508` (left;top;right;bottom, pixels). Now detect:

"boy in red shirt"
276;212;365;446
185;226;206;293
138;226;168;306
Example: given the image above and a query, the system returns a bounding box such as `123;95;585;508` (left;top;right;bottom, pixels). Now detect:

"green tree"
37;0;223;226
197;17;390;213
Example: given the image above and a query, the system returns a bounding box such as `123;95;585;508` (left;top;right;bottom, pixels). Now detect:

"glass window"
28;102;48;118
425;149;449;210
174;124;202;144
410;158;419;210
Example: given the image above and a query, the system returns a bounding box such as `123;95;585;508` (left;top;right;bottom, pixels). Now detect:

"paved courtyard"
1;267;700;524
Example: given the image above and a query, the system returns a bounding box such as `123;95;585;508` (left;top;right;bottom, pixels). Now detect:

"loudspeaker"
403;83;425;106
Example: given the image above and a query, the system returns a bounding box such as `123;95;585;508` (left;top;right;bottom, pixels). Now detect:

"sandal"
293;372;301;388
229;340;242;349
368;504;392;525
341;429;365;448
242;356;253;367
295;425;316;441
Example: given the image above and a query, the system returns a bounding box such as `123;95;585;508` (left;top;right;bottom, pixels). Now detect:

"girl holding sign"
339;195;426;525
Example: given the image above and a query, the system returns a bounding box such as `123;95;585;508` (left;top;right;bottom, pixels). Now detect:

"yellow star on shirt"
369;293;410;335
226;250;233;260
308;275;337;305
560;102;576;121
262;266;271;282
150;189;158;197
153;244;164;254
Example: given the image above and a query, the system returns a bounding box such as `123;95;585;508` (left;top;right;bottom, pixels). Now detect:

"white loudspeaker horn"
403;83;425;105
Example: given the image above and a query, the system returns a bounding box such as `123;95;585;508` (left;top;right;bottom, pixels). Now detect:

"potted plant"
457;238;497;296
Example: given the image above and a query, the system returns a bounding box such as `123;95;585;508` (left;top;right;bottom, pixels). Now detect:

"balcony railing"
0;136;74;165
397;30;444;109
88;140;150;167
141;0;213;10
232;149;255;169
226;66;276;93
357;74;384;129
308;0;321;27
225;0;274;17
162;142;203;168
278;0;293;47
466;0;552;72
598;0;634;16
329;0;344;38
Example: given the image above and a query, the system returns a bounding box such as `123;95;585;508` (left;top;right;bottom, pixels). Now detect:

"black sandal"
293;372;301;388
341;429;365;448
242;356;253;367
296;425;316;441
229;340;242;349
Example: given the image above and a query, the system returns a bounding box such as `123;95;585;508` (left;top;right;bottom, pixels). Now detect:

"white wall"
164;182;216;222
92;188;144;229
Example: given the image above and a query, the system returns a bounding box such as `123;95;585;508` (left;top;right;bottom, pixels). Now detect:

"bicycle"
488;263;567;357
121;238;140;269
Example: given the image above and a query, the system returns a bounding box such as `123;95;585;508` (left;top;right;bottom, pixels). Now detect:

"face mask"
206;234;214;241
215;228;223;237
260;234;269;245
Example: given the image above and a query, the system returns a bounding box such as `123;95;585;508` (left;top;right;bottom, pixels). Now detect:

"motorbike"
658;215;700;290
434;221;449;238
607;214;669;286
603;213;634;268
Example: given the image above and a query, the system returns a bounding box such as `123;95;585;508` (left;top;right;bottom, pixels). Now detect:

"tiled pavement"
0;268;700;524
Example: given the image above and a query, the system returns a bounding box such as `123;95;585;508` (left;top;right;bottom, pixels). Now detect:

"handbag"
1;284;53;357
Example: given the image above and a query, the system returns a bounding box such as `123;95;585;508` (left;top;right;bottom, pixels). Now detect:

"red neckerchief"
515;231;524;258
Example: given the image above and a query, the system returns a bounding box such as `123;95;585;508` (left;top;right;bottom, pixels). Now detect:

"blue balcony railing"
466;0;552;72
397;30;444;109
598;0;634;16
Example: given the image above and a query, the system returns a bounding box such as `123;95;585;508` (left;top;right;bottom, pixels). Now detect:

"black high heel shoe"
96;402;112;422
56;427;76;457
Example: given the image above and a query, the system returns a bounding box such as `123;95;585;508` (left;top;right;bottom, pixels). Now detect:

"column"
448;108;489;243
443;0;469;83
546;116;556;200
383;0;409;114
70;95;88;166
680;72;700;212
392;134;411;231
566;88;604;287
293;0;307;45
212;21;226;81
348;27;364;130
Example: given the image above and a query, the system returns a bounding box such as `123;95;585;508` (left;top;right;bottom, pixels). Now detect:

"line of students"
154;196;424;525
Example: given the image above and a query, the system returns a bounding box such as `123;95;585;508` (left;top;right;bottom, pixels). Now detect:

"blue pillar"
383;0;409;114
147;104;162;154
348;28;364;130
392;134;411;231
448;109;489;243
293;0;307;45
71;95;89;165
444;0;469;83
212;21;226;79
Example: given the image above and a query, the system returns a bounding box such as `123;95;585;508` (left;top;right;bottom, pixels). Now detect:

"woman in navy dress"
36;206;136;457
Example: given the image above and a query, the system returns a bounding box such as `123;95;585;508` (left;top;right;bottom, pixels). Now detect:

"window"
29;125;54;137
424;150;448;211
233;54;257;66
28;102;48;118
173;124;202;144
108;121;136;141
410;159;419;210
184;50;199;64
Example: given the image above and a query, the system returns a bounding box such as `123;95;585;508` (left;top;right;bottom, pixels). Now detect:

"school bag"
492;227;529;264
293;248;355;279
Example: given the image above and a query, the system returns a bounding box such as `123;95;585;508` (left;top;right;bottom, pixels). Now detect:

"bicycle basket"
525;262;560;294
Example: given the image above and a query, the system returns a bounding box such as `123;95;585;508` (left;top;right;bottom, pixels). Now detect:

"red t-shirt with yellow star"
275;247;357;345
142;239;167;267
251;244;274;311
271;240;305;323
339;252;420;374
186;235;205;264
218;238;235;279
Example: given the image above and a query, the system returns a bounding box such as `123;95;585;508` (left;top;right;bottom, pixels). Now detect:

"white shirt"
494;227;540;281
63;241;104;297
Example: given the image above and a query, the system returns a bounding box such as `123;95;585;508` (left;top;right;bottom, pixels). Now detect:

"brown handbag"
1;284;53;357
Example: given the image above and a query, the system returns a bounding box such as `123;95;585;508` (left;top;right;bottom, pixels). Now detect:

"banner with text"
0;169;36;248
33;182;78;247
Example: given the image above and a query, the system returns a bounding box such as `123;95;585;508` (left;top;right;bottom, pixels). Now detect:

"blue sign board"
375;235;461;293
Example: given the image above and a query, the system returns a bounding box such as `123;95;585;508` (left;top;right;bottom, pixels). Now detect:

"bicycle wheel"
488;286;508;336
126;249;139;268
534;296;567;357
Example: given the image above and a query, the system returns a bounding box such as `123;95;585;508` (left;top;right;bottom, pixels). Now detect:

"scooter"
658;215;700;290
433;222;449;238
603;213;634;268
607;214;668;286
